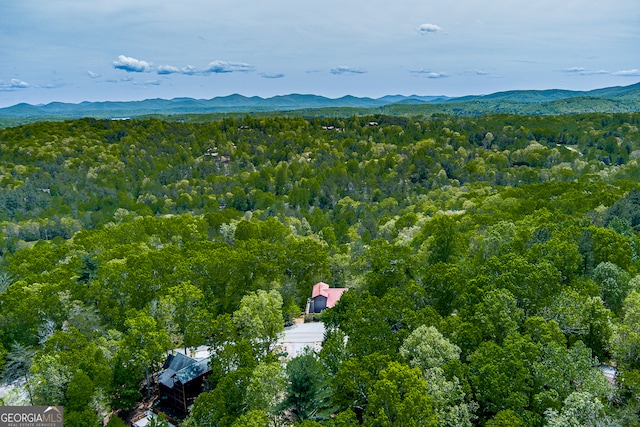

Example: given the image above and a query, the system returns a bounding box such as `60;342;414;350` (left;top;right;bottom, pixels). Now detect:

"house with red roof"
309;282;347;313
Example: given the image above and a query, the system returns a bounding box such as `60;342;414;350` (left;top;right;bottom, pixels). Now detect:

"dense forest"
1;112;640;426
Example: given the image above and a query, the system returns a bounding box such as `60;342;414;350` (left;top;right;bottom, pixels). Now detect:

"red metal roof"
312;282;347;309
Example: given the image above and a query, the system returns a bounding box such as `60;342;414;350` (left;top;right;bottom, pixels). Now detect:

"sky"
1;0;639;107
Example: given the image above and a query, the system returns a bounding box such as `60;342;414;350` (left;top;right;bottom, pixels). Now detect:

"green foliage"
468;288;524;346
544;391;608;427
147;413;170;427
245;361;287;415
105;415;128;427
364;361;437;427
612;291;640;371
159;280;204;350
317;328;348;375
184;368;252;427
1;342;35;384
232;289;284;359
400;325;460;371
593;261;632;315
399;325;477;427
362;240;414;297
533;340;611;414
1;113;640;424
417;262;466;317
329;409;359;427
468;333;539;418
0;341;6;373
284;349;333;421
122;310;171;372
64;409;101;427
65;370;94;411
337;285;441;358
605;188;640;231
540;289;613;360
418;214;465;264
294;421;324;427
332;352;393;417
522;316;566;347
484;410;525;427
580;226;634;273
231;410;270;427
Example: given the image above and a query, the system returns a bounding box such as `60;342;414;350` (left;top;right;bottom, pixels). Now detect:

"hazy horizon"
1;0;639;108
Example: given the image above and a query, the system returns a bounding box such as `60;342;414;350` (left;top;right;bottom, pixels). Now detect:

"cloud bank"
0;79;29;91
330;66;367;75
115;56;257;76
204;61;255;74
134;80;162;87
562;67;640;77
113;55;151;72
157;65;198;75
419;23;442;34
562;67;608;75
410;69;448;78
261;73;285;79
612;69;640;76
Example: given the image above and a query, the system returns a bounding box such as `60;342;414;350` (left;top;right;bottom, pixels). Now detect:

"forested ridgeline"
1;113;640;426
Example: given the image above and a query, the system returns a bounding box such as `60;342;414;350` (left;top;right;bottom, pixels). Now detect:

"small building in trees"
158;353;211;414
308;282;348;313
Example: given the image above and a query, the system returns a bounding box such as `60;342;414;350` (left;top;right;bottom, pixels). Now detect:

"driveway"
277;321;325;358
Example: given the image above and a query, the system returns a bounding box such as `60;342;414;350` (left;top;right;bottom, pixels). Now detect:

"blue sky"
1;0;639;107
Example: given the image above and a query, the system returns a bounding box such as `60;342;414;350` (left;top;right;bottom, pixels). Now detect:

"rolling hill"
1;81;639;125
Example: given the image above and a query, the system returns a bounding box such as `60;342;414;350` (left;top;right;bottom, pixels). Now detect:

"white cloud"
464;69;500;78
157;65;181;75
204;60;255;73
106;76;133;83
612;69;640;76
112;55;258;77
560;67;640;77
157;65;198;75
87;70;100;79
562;67;609;75
563;67;588;73
418;23;442;34
261;73;285;79
113;55;151;72
0;79;29;91
10;78;29;88
134;80;162;87
410;70;448;78
117;58;256;76
330;66;366;75
37;81;65;89
180;65;198;75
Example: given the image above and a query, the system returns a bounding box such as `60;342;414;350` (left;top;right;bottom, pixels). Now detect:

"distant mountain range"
1;82;639;124
0;93;451;120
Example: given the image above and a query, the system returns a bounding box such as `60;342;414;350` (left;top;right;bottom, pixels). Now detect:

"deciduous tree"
364;361;437;427
233;289;284;359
